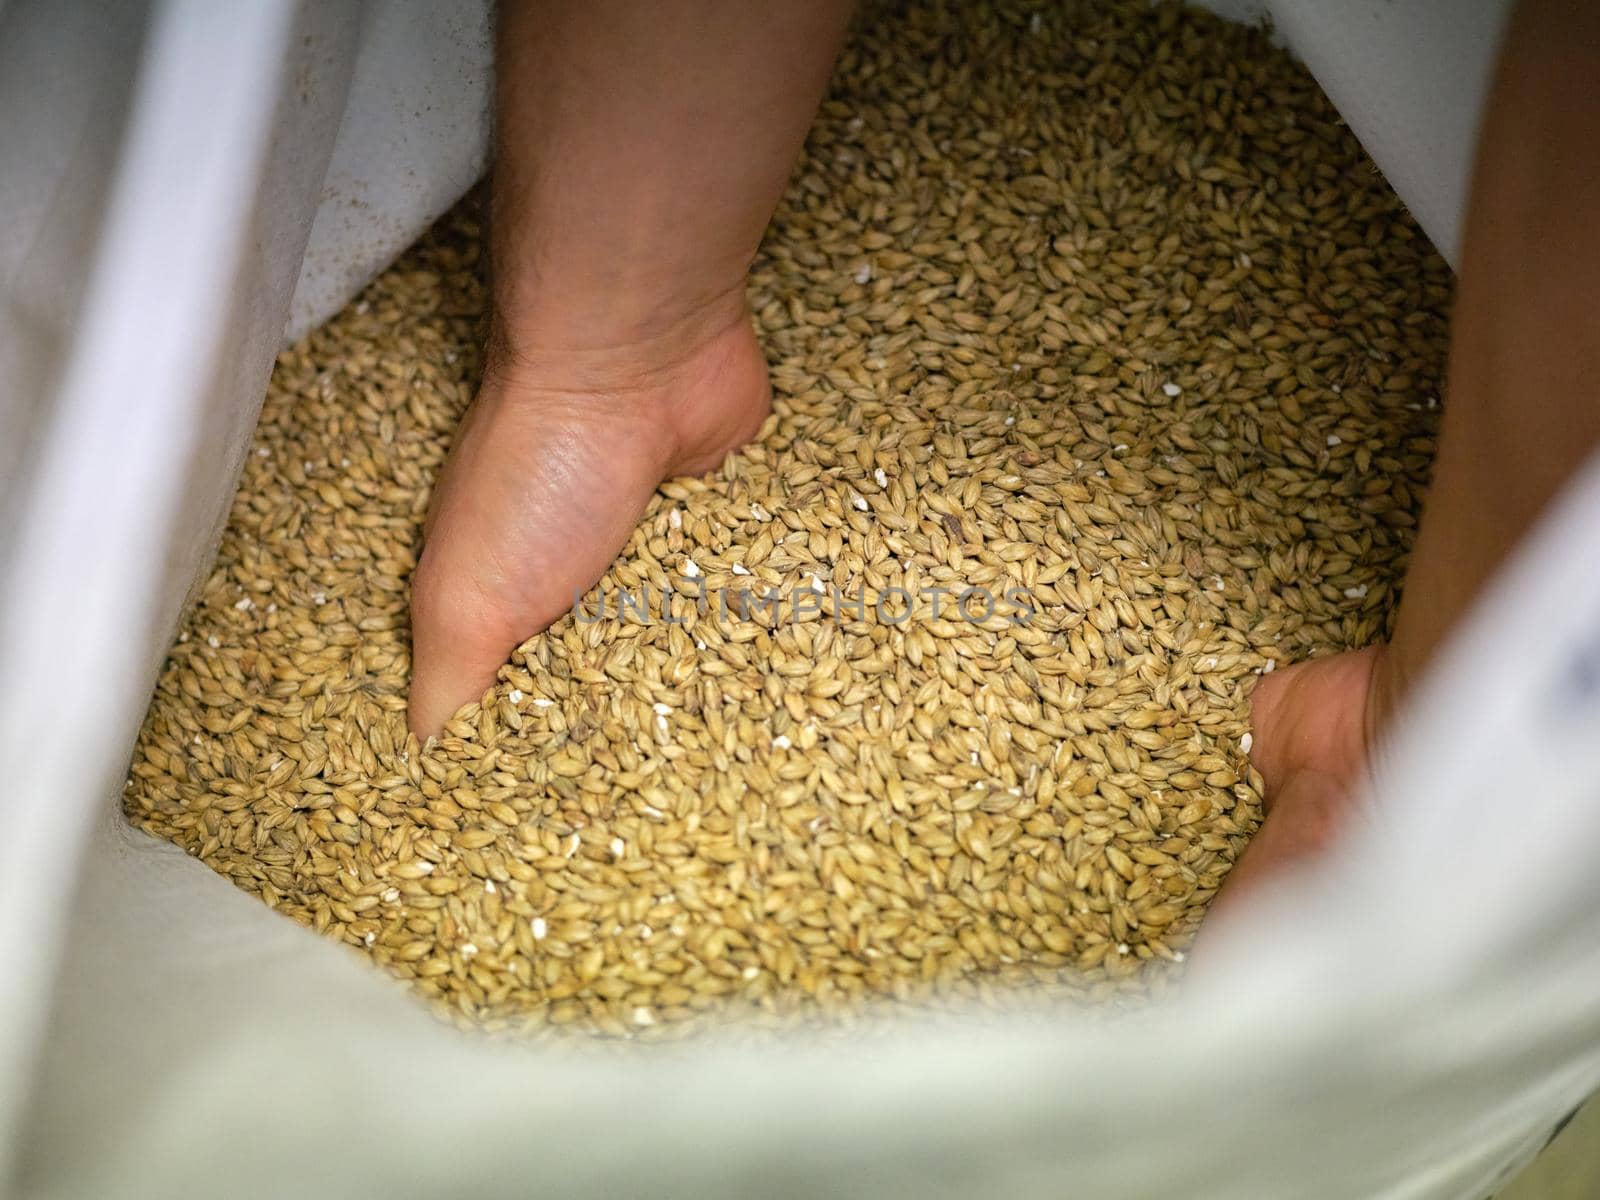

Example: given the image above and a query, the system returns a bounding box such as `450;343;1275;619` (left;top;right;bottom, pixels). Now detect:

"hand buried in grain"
1207;647;1388;919
405;0;853;736
1209;0;1600;924
408;307;771;737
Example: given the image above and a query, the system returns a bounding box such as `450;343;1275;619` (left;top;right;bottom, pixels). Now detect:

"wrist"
486;276;752;398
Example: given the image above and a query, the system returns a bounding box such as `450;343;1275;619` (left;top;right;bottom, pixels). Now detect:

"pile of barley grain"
125;0;1450;1037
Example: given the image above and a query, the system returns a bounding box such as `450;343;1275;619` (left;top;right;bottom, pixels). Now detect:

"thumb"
407;545;519;738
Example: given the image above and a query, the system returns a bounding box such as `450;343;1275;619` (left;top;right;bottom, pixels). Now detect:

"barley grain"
124;0;1449;1039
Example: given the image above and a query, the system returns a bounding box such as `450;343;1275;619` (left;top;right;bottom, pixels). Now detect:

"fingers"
1202;767;1348;932
407;545;517;738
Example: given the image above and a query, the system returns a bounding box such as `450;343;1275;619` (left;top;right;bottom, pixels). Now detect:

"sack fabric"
16;3;1600;1198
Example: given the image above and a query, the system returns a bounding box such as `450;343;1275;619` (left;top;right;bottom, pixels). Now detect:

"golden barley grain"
124;0;1449;1039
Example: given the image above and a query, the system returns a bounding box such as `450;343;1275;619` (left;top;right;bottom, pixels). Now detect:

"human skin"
1212;0;1600;913
407;0;854;737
